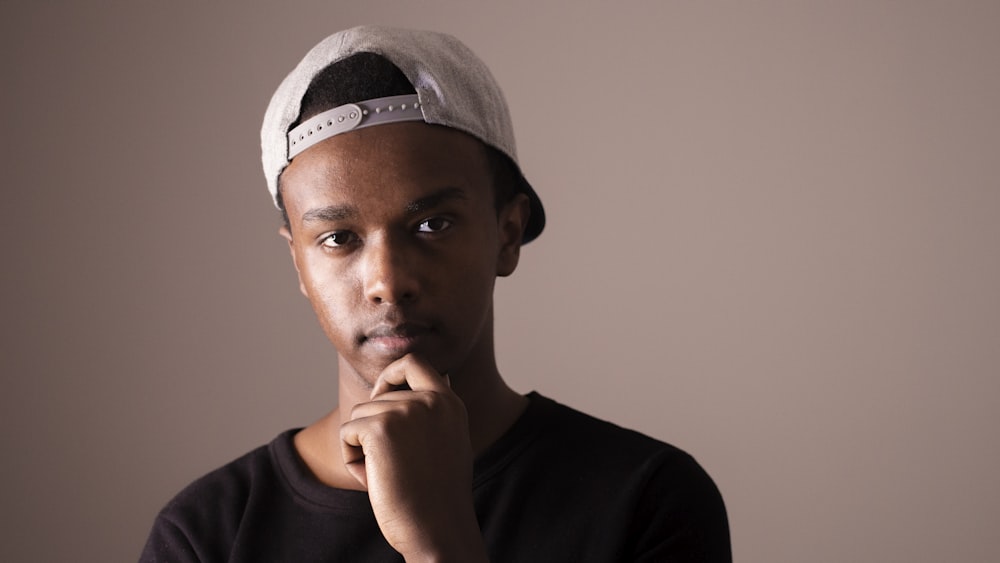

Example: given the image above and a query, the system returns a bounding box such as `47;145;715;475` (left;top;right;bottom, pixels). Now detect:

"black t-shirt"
141;393;730;562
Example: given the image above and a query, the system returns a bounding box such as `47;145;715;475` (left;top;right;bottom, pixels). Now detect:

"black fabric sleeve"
139;513;201;563
628;450;731;563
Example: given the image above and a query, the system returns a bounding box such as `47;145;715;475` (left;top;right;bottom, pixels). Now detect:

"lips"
361;321;433;356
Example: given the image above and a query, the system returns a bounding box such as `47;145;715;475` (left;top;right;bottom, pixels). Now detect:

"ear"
496;193;530;277
279;226;309;297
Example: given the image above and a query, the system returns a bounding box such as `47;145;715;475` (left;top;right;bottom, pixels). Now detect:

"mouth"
360;322;433;357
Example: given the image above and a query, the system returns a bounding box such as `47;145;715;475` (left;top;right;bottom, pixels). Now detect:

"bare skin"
278;122;530;562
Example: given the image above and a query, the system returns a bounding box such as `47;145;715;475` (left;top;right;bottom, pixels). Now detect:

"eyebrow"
298;186;469;225
404;186;468;215
301;204;358;224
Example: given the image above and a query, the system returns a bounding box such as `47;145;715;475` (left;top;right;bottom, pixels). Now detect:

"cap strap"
287;94;423;159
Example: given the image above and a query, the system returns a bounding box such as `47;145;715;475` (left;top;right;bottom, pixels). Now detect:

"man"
141;26;730;562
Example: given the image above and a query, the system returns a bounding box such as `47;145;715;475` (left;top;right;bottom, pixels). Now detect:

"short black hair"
277;52;517;229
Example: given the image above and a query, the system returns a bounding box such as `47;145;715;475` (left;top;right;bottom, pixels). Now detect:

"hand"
340;354;488;562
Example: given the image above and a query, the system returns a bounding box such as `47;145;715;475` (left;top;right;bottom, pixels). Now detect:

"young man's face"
279;122;527;386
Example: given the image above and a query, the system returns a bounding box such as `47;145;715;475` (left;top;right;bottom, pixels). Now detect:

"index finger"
370;353;450;398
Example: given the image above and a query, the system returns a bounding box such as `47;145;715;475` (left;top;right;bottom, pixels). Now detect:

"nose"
360;236;420;305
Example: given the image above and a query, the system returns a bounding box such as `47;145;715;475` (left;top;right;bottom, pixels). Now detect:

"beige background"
2;1;998;561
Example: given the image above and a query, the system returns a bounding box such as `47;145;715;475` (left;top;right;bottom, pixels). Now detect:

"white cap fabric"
260;25;544;242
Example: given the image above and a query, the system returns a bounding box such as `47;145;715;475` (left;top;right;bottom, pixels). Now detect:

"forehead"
279;122;493;218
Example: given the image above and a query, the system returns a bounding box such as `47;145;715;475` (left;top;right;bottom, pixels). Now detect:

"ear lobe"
496;194;530;277
279;226;309;297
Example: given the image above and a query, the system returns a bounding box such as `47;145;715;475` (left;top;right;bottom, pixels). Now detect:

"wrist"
404;513;489;563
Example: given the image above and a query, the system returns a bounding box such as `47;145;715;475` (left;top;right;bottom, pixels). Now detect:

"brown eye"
417;217;451;233
321;231;357;248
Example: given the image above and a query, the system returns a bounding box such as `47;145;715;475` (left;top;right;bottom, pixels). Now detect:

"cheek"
444;251;498;319
300;261;359;343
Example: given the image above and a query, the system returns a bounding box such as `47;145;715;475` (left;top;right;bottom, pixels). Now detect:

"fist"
340;354;485;560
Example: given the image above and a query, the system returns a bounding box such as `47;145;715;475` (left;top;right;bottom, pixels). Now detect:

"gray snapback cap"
261;25;545;243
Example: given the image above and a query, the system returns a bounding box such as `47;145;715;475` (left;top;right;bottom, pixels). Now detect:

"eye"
320;231;357;248
417;217;452;233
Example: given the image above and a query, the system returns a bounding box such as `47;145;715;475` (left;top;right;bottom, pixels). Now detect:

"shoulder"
489;393;725;510
163;432;287;517
517;394;732;560
524;393;692;469
530;392;724;493
140;430;297;562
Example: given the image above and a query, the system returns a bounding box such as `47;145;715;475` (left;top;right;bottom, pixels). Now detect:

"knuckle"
397;400;421;419
419;390;438;408
360;416;393;446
